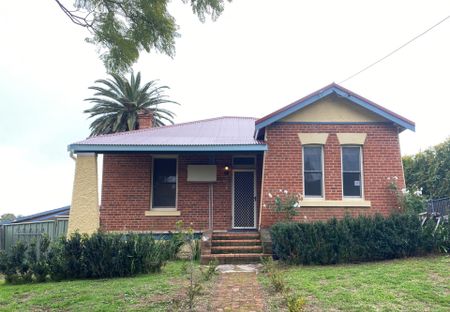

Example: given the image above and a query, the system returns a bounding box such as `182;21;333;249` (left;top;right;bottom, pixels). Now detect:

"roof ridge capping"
255;82;415;132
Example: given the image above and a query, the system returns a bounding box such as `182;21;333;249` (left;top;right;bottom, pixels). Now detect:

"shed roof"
69;117;267;153
0;206;70;225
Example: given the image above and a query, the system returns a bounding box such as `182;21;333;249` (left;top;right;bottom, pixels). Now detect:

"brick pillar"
137;110;153;129
68;153;99;235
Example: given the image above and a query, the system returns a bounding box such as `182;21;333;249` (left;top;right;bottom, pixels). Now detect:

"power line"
339;15;450;84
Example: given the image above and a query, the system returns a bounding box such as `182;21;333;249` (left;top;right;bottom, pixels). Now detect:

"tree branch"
54;0;95;29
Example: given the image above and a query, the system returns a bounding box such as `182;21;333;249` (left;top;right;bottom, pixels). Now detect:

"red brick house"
67;83;415;239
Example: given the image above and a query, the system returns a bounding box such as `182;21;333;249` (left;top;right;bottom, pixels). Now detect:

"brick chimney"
137;110;153;129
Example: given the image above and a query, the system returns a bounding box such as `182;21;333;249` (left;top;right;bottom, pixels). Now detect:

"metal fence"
0;218;68;251
426;197;450;218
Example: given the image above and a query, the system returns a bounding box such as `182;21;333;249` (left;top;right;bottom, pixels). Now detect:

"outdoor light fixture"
224;165;231;175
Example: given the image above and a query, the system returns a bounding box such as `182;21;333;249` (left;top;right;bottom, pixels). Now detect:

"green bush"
0;232;180;284
271;213;449;265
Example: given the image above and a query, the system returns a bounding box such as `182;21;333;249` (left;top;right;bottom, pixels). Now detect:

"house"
67;83;414;262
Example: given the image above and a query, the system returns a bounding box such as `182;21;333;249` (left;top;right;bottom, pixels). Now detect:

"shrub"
266;189;302;221
200;259;218;281
271;213;449;265
0;232;171;283
286;294;306;312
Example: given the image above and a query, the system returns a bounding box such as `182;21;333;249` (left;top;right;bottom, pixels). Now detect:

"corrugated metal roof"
69;117;266;153
0;206;70;225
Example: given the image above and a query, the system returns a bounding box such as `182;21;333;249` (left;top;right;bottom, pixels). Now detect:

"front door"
232;170;256;229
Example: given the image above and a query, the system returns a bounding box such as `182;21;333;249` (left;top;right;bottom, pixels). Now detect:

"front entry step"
200;231;272;264
201;253;271;265
212;232;260;240
211;245;263;254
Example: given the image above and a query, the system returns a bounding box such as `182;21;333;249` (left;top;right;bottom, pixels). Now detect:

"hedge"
271;213;449;265
0;231;184;284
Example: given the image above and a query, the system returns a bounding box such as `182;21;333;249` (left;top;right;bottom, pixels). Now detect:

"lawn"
0;261;190;312
261;255;450;311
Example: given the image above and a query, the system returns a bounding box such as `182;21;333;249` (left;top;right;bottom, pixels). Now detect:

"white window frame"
302;145;325;199
341;146;364;199
150;155;178;211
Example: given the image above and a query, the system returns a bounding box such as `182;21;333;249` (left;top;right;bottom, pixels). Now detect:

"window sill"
301;200;371;208
145;210;181;217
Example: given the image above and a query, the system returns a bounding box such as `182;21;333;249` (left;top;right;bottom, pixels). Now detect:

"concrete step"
212;232;260;241
201;253;272;265
211;245;263;254
212;239;262;246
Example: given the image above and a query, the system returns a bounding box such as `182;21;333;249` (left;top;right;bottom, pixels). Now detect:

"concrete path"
211;264;265;312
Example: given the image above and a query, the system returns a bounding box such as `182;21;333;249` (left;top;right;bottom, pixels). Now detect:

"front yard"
0;261;190;312
1;256;449;311
261;255;450;311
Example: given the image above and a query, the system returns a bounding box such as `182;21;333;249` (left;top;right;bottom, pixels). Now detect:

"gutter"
69;151;77;161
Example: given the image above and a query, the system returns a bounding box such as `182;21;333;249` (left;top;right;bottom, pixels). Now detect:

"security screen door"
232;170;256;229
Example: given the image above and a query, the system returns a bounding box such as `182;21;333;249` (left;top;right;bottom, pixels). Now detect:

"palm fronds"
84;72;178;136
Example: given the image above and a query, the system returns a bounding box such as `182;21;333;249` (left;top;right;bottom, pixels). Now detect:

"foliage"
403;137;450;199
55;0;231;72
182;222;201;311
286;294;306;312
27;236;51;283
84;71;178;136
0;232;176;284
271;213;449;265
0;213;16;222
269;269;287;293
266;189;303;221
387;176;426;213
260;256;276;273
200;259;218;281
260;257;307;310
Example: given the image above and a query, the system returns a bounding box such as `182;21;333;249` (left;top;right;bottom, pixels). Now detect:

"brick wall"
260;123;405;228
100;153;262;232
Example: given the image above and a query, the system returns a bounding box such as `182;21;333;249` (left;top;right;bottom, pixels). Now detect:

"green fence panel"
1;219;68;251
0;226;4;250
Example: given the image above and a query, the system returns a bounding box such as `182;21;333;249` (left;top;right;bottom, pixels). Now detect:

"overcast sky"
1;0;449;216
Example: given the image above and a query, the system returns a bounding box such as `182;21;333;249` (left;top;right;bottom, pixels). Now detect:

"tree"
403;137;450;199
0;213;16;222
55;0;231;72
84;71;178;136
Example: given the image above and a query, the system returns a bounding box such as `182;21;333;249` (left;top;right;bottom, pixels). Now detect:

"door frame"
232;169;257;229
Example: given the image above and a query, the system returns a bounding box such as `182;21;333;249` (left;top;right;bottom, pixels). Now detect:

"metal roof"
255;83;416;134
69;117;267;153
1;206;70;225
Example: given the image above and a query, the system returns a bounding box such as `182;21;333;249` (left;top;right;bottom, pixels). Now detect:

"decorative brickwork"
260;123;405;228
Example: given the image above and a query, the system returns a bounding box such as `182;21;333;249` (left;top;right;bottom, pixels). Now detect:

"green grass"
261;255;450;312
0;261;190;312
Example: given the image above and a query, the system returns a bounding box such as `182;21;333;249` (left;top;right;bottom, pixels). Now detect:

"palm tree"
84;72;178;136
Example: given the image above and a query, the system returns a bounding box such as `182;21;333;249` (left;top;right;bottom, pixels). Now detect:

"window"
232;156;256;168
152;158;177;209
342;146;362;197
303;146;323;197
